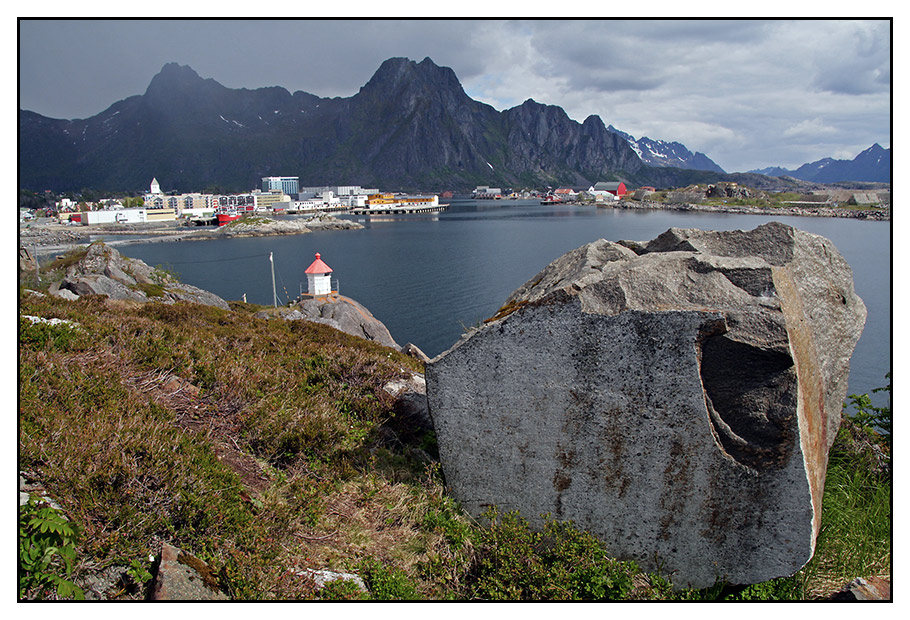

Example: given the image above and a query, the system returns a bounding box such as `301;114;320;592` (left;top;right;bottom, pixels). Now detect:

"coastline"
20;213;363;257
603;199;890;221
20;201;890;258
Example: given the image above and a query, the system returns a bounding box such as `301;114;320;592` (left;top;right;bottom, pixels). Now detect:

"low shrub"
469;509;638;600
359;557;421;600
19;317;84;352
19;498;85;600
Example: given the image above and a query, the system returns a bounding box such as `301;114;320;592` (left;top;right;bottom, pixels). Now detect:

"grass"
225;215;273;227
18;288;430;599
18;255;890;600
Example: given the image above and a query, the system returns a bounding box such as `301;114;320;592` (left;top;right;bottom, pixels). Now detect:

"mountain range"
748;144;890;184
606;126;726;174
18;57;888;193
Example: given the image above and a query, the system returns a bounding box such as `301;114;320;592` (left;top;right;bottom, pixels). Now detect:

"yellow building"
366;193;398;206
253;190;290;210
146;208;177;222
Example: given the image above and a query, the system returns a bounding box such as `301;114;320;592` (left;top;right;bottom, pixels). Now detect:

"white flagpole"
270;252;277;308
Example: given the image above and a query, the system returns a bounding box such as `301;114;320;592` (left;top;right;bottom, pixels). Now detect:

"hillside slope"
18;248;889;600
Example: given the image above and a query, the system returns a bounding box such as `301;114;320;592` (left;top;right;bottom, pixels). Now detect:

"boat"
216;208;242;226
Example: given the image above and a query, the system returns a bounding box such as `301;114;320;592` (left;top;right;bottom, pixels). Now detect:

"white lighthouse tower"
304;252;334;297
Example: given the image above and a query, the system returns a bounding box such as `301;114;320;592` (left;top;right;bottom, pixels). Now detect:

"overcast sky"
18;17;892;172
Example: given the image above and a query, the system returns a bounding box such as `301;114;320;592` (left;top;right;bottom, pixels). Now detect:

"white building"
299;185;378;198
473;186;502;199
150;178;162;194
83;208;148;225
262;176;299;196
338;194;367;208
287;191;345;212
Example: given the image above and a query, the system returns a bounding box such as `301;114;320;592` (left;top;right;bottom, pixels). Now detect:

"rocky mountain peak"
360;56;464;97
145;63;207;94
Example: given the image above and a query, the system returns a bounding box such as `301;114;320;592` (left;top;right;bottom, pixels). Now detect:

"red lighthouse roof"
304;252;333;274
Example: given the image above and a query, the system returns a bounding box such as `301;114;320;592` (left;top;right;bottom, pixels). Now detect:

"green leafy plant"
19;498;85;600
127;558;153;585
844;374;891;444
317;577;368;600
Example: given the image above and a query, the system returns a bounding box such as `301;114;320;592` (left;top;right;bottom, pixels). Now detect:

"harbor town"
31;176;450;227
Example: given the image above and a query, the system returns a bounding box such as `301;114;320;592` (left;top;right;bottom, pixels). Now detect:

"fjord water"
118;199;890;403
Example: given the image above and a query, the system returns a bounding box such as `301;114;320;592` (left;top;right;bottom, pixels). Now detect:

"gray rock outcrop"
187;213;363;240
52;243;230;310
281;294;399;349
426;222;866;589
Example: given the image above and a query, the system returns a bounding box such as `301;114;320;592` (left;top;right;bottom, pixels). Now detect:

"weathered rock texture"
426;222;866;589
52;243;230;310
278;294;399;349
830;576;891;601
152;543;229;600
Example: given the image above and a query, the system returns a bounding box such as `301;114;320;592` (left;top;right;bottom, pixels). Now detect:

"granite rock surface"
426;222;866;588
52;243;230;310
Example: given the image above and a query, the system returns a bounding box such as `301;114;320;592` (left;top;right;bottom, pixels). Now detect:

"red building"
590;181;627;198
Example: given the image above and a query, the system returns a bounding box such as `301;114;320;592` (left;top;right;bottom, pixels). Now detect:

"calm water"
118;199;891;404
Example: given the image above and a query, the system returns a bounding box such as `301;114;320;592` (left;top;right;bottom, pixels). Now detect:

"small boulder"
151;543;228;601
830;576;891;601
384;371;433;432
300;569;367;593
402;342;431;363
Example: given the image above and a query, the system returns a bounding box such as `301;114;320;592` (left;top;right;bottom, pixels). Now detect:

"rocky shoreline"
19;213;363;257
605;200;891;221
184;213;363;240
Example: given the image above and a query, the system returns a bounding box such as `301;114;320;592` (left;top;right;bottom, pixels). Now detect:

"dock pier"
349;204;449;216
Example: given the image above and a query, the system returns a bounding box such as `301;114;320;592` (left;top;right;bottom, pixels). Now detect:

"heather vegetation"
18;253;890;600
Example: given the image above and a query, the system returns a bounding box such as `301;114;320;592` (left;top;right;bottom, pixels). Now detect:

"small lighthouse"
304;252;334;297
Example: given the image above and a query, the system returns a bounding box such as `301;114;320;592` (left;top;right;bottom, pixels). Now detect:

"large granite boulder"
426;222;866;589
53;243;230;310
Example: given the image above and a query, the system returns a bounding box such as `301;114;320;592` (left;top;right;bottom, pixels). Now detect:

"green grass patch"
133;281;166;298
